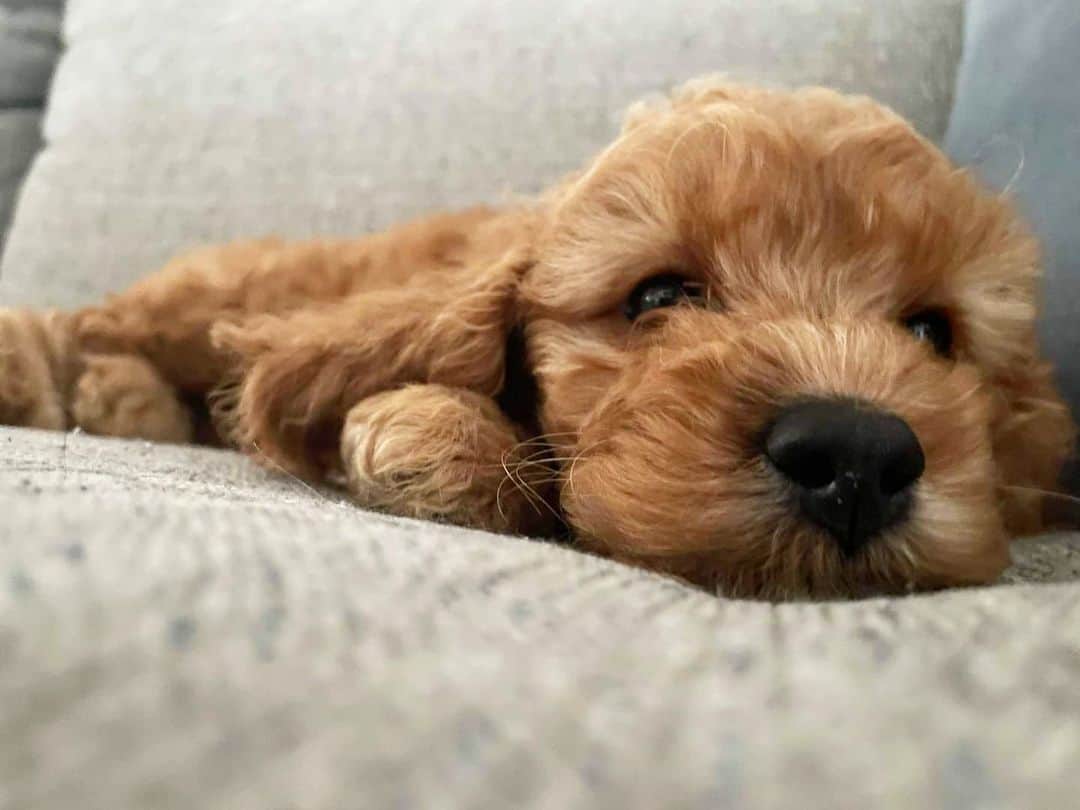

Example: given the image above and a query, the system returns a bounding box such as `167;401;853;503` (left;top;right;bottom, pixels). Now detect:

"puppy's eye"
623;273;698;320
904;309;952;356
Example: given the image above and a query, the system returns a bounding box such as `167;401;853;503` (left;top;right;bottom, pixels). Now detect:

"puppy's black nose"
764;399;925;556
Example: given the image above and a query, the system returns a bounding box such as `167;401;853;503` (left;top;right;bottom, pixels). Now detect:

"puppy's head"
515;79;1075;598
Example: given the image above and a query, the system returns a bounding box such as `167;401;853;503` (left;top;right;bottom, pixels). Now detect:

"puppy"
1;78;1075;598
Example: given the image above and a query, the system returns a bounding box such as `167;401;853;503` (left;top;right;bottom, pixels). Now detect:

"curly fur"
1;78;1074;598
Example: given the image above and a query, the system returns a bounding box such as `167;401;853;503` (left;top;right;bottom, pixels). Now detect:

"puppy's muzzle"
765;399;926;556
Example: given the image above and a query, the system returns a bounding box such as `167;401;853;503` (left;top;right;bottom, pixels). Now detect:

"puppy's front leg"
69;354;193;442
340;384;557;536
0;238;351;439
0;308;192;441
0;309;72;430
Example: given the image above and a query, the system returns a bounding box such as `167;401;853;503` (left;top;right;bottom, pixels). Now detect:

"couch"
2;1;1079;807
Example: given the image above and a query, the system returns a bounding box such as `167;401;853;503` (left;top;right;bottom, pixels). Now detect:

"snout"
764;399;925;556
561;317;1008;597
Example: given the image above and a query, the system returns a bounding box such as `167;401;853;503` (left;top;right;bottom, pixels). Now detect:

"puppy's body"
1;80;1074;598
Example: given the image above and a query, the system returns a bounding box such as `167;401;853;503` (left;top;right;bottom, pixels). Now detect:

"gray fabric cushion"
0;0;63;251
2;427;1080;808
1;0;963;306
945;0;1080;425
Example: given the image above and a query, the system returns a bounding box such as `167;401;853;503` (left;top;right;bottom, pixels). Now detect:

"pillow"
945;0;1080;431
1;0;962;306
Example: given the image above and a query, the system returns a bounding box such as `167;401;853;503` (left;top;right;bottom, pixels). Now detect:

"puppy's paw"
341;385;556;535
72;354;193;443
0;308;72;430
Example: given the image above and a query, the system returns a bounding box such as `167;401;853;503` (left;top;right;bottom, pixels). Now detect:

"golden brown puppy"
1;78;1075;598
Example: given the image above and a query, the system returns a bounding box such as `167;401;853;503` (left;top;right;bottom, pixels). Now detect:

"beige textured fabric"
2;427;1080;809
1;0;963;305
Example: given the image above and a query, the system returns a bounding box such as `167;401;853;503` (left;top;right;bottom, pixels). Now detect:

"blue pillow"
946;0;1080;433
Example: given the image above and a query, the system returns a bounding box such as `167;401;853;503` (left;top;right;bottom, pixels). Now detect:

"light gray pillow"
1;0;962;306
945;0;1080;431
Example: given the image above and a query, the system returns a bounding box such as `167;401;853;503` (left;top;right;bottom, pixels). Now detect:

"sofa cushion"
945;0;1080;431
2;426;1080;808
1;0;963;306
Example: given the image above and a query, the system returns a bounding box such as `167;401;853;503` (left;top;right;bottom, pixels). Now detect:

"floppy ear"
211;245;532;479
958;217;1078;533
992;358;1077;534
620;75;747;134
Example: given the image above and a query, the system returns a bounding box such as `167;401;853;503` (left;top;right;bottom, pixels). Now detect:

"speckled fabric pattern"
1;427;1079;809
1;0;962;305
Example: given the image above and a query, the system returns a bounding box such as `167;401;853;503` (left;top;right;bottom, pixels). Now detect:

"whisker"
516;445;562;464
563;437;611;498
1001;484;1080;505
497;446;562;522
498;450;544;519
495;453;515;522
1001;484;1080;527
476;455;597;473
509;431;579;448
500;433;579;468
251;441;345;508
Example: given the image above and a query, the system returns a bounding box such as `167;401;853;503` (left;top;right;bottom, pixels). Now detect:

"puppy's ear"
211;244;533;479
621;75;744;133
992;358;1077;534
620;93;673;133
